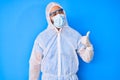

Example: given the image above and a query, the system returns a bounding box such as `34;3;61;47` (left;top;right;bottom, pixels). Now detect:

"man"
29;2;94;80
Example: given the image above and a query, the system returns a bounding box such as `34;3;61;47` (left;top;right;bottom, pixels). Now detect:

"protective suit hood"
46;2;68;29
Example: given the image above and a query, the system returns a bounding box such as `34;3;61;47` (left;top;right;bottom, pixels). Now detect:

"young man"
29;2;94;80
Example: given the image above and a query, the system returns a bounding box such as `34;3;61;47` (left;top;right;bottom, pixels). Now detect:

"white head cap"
46;2;68;29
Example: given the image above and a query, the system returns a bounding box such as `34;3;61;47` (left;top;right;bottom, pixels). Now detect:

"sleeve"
77;37;94;63
29;39;43;80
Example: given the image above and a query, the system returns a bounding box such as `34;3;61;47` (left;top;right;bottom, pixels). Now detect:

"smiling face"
49;6;64;24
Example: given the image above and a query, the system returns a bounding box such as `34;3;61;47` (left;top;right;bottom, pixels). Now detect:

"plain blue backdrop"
0;0;120;80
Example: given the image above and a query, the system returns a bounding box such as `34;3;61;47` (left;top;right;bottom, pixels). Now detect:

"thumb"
86;31;90;37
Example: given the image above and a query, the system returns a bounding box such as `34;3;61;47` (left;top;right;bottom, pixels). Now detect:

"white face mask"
52;14;65;28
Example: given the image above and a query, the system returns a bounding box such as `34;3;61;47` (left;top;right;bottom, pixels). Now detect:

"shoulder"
35;28;55;46
64;26;82;38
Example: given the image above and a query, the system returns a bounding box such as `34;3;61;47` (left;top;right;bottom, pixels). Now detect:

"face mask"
52;14;65;28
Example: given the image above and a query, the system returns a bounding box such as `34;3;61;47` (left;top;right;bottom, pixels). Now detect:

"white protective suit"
29;2;94;80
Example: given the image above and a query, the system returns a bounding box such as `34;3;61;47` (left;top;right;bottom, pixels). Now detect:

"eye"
50;11;56;17
58;9;64;14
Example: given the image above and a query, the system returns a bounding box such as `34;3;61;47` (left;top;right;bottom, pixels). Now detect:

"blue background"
0;0;120;80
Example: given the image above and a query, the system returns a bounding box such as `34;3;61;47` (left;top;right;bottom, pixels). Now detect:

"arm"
77;42;94;63
29;40;43;80
77;31;94;63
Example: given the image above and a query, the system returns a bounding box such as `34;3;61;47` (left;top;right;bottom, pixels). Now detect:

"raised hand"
81;31;91;46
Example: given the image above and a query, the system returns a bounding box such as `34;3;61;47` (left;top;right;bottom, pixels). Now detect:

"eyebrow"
49;8;63;16
51;8;62;13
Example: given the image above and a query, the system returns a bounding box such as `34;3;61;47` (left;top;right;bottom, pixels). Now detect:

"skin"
50;6;64;31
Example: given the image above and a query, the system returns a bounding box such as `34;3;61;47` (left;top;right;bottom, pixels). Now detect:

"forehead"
50;6;61;13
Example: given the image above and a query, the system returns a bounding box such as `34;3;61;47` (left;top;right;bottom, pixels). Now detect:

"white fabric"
29;2;94;80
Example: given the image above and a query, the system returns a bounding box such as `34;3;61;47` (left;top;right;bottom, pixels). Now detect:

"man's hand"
81;31;91;47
